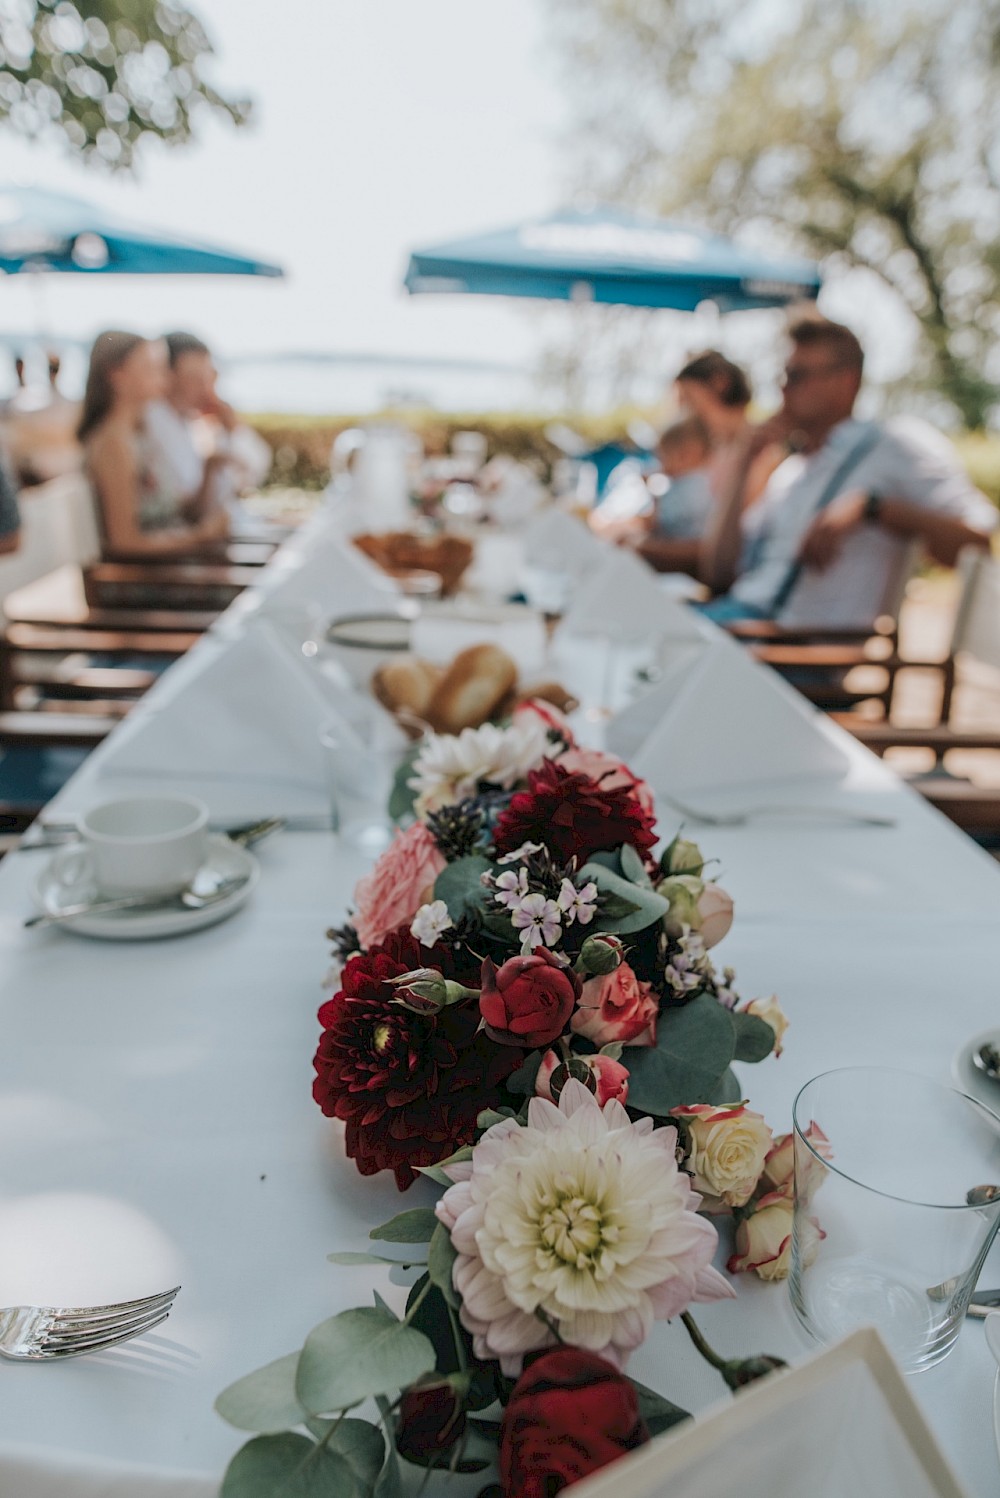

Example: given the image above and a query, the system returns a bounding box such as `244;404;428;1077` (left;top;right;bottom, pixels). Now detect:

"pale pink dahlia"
435;1080;734;1375
352;822;446;950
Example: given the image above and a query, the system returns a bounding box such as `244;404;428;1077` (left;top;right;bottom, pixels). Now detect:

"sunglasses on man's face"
782;362;849;388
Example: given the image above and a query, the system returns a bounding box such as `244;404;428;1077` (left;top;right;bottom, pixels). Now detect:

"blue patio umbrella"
0;185;282;278
405;205;818;312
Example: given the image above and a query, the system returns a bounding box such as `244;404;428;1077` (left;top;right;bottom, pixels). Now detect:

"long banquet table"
1;507;999;1494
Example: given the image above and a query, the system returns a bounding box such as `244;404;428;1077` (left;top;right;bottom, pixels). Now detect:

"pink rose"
571;963;658;1048
697;884;734;949
513;698;575;746
761;1121;832;1207
352;823;447;950
536;1049;630;1106
554;747;655;816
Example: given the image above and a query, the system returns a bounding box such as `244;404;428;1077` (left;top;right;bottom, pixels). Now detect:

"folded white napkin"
101;616;347;816
559;550;708;643
606;634;848;796
261;530;398;620
523;508;605;576
0;1445;216;1498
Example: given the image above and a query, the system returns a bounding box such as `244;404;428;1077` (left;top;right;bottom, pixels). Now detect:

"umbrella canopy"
405;206;819;312
0;185;283;278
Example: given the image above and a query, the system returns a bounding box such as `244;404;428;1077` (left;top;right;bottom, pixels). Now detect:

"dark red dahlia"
312;926;518;1190
492;758;658;866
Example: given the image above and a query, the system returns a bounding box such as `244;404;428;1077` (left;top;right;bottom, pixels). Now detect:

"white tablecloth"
1;510;999;1493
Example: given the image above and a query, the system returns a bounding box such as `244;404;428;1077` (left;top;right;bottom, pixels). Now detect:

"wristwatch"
863;491;884;524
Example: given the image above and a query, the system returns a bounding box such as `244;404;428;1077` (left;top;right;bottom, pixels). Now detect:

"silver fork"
655;791;896;829
0;1285;180;1361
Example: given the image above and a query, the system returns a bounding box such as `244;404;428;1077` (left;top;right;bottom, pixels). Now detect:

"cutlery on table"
23;815;291;852
0;1286;180;1361
23;874;248;929
655;791;896;829
974;1043;1000;1083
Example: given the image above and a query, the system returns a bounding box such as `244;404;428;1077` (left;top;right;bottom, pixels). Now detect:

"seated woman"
79;331;230;558
634;415;714;573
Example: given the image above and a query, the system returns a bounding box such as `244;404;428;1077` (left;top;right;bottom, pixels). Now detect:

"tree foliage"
0;0;250;170
547;0;1000;427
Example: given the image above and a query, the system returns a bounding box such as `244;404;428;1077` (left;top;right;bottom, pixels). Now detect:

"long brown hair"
77;330;147;441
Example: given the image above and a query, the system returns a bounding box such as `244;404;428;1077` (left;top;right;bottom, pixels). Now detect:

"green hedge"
246;409;1000;505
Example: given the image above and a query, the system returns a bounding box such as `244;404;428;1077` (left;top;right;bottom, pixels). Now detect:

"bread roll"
372;656;442;723
426;644;518;734
515;681;579;714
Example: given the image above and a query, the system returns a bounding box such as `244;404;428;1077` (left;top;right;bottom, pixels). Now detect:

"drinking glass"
319;710;408;854
790;1066;1000;1372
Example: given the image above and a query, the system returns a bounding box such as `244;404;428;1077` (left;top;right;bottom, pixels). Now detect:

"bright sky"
0;0;915;411
1;0;569;366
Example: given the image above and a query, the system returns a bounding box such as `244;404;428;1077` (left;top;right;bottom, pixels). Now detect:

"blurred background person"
79;330;230;559
633;415;714;572
0;445;21;555
144;332;271;526
675;348;783;512
0;347;82;487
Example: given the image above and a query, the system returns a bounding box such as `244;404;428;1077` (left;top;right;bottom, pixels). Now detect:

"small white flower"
494;867;529;909
511;893;562;951
556;877;598;927
497;842;544;865
410;899;454;947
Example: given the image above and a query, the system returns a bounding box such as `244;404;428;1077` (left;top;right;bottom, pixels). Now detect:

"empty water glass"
320;709;408;854
790;1066;1000;1372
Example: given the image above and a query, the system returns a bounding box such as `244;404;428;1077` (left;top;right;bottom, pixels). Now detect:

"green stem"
680;1311;726;1372
403;1278;433;1327
445;1300;469;1373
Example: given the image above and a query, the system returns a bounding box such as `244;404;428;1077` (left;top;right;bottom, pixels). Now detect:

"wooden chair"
834;549;1000;840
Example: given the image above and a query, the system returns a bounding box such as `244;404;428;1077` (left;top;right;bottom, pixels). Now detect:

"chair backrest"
949;546;1000;670
0;472;101;608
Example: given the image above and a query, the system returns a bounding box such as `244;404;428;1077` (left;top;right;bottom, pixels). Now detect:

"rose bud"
742;993;789;1056
721;1353;788;1391
697;884;734;949
664;836;704;876
536;1049;630;1106
656;874;704;936
576;932;625;977
387;969;449;1015
396;1374;467;1464
479;950;580;1048
499;1348;649;1498
672;1102;773;1210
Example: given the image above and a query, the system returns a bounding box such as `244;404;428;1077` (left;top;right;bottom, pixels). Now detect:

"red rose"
396;1375;466;1464
499;1348;650;1498
480;950;580;1048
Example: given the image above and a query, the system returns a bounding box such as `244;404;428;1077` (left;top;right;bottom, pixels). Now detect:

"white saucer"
950;1028;1000;1114
32;835;259;940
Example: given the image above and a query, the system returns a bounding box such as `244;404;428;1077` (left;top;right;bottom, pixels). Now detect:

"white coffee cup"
52;796;209;898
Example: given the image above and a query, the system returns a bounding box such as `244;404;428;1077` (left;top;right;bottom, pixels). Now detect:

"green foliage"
370;1208;438;1244
629;1378;691;1437
731;1010;776;1064
433;855;492;921
220;1432;365;1498
624;994;736;1114
216;1351;305;1435
547;0;1000;427
296;1308;435;1415
387;748;419;823
0;1;249;170
427;1223;460;1308
581;859;669;935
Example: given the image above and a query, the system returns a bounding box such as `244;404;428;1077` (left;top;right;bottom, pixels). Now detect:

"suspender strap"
768;425;884;618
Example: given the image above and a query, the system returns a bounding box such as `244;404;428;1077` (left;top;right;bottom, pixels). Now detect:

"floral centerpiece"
216;706;811;1498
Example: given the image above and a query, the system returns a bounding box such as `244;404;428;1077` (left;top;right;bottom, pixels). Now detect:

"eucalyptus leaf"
624;995;736;1114
220;1432;360;1498
329;1252;423;1268
433;855;492;920
731;1010;776;1063
388;749;420;823
374;1396;402;1498
619;842;653;888
296;1308;435;1415
586;848;623;873
629;1378;691;1437
405;1276;499;1411
581;861;669;935
303;1418;386;1490
215;1351;305;1434
427;1223;460;1308
416;1143;473;1186
709;1066;743;1105
370;1208;438;1244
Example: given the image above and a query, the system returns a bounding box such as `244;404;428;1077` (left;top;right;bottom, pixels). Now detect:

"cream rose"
743;994;789;1057
728;1192;825;1281
672;1102;774;1210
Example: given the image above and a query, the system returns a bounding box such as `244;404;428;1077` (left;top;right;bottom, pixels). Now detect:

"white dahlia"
435;1080;735;1374
409;720;550;816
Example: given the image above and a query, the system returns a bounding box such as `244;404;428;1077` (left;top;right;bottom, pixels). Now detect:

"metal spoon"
24;875;247;929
